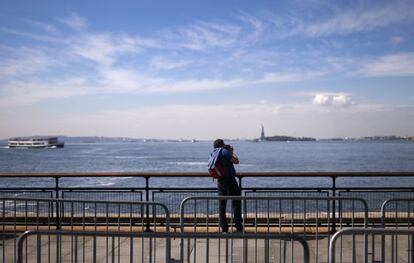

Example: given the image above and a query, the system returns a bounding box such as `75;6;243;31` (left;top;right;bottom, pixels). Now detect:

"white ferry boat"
8;137;64;148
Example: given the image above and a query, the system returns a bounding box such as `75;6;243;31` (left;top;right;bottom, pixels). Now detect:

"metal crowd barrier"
180;196;368;263
17;230;310;263
0;197;170;263
381;198;414;227
329;228;414;263
5;196;414;262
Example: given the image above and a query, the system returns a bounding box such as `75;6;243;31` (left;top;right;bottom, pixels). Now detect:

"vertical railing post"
54;176;61;230
331;176;337;233
238;175;247;229
238;175;248;262
145;176;151;232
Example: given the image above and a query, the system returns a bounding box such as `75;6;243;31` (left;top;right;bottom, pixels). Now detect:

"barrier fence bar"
380;199;414;263
329;228;414;263
17;230;310;263
0;197;170;263
180;196;368;263
381;198;414;227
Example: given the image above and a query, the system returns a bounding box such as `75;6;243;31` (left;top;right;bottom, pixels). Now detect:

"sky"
0;0;414;140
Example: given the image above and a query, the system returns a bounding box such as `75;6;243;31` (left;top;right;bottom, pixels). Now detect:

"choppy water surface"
0;141;413;188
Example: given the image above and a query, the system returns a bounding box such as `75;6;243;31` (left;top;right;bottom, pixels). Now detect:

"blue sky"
1;0;414;139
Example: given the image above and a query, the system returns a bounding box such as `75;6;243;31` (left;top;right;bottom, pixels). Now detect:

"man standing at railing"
210;139;243;233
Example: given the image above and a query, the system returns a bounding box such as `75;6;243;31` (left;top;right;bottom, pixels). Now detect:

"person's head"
213;139;225;148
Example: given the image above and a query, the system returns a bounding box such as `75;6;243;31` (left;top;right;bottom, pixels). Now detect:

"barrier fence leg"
54;177;61;230
145;176;151;232
331;176;337;233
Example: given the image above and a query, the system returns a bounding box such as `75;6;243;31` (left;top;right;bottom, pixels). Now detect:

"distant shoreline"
0;135;413;145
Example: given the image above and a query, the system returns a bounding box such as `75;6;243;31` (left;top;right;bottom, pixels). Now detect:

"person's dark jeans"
217;176;243;232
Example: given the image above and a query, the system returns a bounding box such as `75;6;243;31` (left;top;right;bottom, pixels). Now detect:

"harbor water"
0;141;413;188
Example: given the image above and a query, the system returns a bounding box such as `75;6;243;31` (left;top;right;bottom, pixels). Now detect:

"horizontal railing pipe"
1;171;414;177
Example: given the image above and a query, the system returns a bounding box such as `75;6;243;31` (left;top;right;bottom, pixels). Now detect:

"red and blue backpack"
208;148;226;179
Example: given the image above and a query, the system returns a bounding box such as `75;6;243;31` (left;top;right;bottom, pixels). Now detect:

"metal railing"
1;172;413;224
180;196;368;263
329;228;414;263
381;198;414;227
0;197;170;263
17;230;310;263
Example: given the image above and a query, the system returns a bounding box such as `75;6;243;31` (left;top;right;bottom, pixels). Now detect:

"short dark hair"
213;139;225;148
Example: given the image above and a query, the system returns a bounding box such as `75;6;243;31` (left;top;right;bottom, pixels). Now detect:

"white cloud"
235;11;267;43
359;53;414;77
0;47;60;78
0;78;88;106
0;65;246;102
99;66;333;94
260;70;327;83
56;13;87;31
312;93;353;106
68;31;160;68
0;27;63;43
162;78;243;93
149;57;191;70
166;21;241;51
332;94;351;106
71;33;142;66
313;94;331;105
16;17;61;35
99;67;244;93
237;12;263;32
295;1;414;37
99;68;160;92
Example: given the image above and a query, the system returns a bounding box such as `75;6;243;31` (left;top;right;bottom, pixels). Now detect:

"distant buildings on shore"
255;124;316;142
253;125;413;142
322;136;414;142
